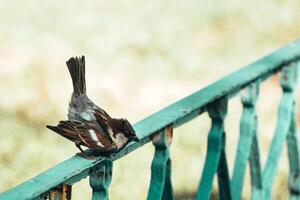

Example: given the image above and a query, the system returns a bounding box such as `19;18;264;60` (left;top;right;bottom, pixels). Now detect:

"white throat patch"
115;133;128;148
107;128;128;148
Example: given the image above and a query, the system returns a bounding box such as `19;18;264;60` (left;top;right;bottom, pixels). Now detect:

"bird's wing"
47;121;81;142
93;109;111;131
47;120;113;149
78;121;114;148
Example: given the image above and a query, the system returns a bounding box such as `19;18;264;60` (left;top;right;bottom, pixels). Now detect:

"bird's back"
68;94;97;121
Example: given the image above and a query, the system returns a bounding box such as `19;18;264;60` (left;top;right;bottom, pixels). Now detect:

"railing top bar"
2;39;300;200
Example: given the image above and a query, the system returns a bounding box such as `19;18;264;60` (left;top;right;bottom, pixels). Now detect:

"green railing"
1;39;300;200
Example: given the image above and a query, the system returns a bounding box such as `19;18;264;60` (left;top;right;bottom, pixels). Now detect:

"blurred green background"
1;1;300;199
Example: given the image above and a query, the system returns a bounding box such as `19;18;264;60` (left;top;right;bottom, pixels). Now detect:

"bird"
46;56;139;155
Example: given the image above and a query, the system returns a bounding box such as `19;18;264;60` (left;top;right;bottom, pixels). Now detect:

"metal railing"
1;39;300;200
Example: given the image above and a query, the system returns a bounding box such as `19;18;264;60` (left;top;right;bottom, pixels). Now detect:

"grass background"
1;1;300;199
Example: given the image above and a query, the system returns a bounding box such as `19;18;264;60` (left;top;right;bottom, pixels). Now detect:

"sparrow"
46;56;139;155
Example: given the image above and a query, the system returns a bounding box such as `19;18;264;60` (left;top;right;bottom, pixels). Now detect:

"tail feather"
46;123;78;141
46;125;60;133
66;56;86;96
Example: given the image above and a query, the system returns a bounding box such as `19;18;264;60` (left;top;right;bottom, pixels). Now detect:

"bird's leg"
75;143;85;153
75;145;86;158
75;143;96;160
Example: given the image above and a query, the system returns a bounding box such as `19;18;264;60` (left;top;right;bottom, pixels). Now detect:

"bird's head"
119;119;139;142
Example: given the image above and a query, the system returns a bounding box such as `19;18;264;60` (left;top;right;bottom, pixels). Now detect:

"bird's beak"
131;135;140;142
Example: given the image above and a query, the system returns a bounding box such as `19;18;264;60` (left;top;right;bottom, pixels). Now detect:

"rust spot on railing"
49;183;72;200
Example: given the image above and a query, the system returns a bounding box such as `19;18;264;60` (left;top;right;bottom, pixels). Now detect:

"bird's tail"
66;56;86;96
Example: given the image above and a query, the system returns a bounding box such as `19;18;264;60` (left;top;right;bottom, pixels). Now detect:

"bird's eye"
126;130;132;135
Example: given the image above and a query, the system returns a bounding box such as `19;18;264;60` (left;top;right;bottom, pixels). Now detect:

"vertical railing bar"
249;133;263;200
62;184;72;200
162;126;175;200
217;131;232;200
231;81;260;200
162;159;174;200
89;160;113;200
287;105;300;200
196;97;231;200
147;125;174;200
286;62;300;200
43;183;72;200
263;63;298;199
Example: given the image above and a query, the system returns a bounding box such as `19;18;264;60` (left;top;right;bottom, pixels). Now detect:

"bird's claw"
75;152;96;160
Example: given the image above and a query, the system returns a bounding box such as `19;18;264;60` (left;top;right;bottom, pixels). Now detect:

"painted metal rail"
1;39;300;200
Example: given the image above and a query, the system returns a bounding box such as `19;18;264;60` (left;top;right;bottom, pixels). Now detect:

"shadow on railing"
1;39;300;200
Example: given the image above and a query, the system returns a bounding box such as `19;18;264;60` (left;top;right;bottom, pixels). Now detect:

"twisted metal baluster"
263;63;298;199
147;126;174;200
287;106;300;200
249;133;263;200
231;82;262;200
89;160;113;200
196;97;232;200
286;62;300;200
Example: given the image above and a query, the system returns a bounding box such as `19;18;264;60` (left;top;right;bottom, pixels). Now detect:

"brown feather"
47;120;115;149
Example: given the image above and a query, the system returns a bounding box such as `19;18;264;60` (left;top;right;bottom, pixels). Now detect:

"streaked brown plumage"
47;120;118;152
47;56;139;155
